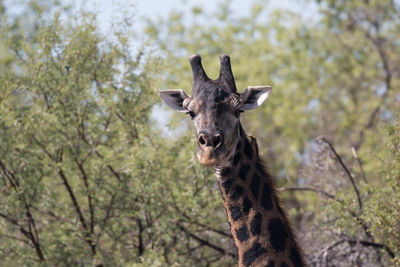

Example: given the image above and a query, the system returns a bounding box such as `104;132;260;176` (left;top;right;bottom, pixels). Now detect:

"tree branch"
0;212;45;261
351;147;367;183
57;168;96;255
76;161;95;234
94;151;121;181
0;233;32;247
347;239;395;258
191;220;232;238
320;237;394;261
24;205;45;261
178;224;236;258
136;218;145;256
173;204;232;238
0;160;19;188
354;22;392;150
318;137;363;212
279;186;336;200
0;161;45;261
281;185;374;241
57;168;87;230
101;192;116;228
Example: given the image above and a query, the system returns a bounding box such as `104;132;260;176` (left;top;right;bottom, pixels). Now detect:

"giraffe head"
159;55;271;167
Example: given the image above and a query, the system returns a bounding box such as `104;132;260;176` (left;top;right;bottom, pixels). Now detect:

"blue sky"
75;0;310;34
71;0;315;136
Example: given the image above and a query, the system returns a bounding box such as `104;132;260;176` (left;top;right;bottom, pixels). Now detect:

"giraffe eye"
186;111;196;119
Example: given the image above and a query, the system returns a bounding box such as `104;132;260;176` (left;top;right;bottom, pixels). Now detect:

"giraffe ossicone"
159;54;305;267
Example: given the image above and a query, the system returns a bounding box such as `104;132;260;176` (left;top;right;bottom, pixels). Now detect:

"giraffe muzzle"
196;133;223;167
197;133;222;150
197;146;219;167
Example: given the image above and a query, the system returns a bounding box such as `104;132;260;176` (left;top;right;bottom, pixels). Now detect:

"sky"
71;0;316;136
76;0;311;34
4;0;317;136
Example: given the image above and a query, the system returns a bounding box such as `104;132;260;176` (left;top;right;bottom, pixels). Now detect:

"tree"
0;1;160;265
145;0;400;265
0;2;237;266
1;0;399;265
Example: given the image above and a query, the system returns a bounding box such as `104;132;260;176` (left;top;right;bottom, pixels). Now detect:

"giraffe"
159;54;305;267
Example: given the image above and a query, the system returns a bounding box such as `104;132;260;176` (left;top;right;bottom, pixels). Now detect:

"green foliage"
146;0;400;265
363;120;400;265
0;1;161;265
0;3;233;266
0;0;399;266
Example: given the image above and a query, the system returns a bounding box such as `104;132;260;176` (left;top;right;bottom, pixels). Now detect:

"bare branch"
0;161;45;261
169;195;232;238
318;137;363;212
31;136;57;162
76;161;95;234
31;206;74;225
57;168;88;230
320;238;394;261
101;192;116;228
351;147;368;183
0;212;45;261
281;185;374;241
347;239;395;258
136;218;145;256
178;224;236;258
279;186;336;200
191;220;232;238
24;205;44;260
320;239;347;264
0;233;32;247
0;160;19;188
94;151;121;181
57;168;97;255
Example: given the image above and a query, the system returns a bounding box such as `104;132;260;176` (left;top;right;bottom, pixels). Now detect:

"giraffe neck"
215;128;304;267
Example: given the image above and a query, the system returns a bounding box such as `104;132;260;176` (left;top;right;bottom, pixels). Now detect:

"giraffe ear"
159;89;190;112
240;86;272;110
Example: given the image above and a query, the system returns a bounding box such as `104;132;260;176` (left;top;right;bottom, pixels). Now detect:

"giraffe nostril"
213;134;222;149
198;134;207;147
198;133;222;149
